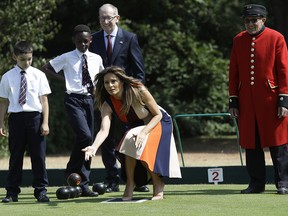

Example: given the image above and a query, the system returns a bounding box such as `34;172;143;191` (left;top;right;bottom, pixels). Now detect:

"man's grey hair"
99;3;119;15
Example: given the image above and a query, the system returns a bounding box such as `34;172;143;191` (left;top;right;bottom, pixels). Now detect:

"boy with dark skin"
42;25;104;196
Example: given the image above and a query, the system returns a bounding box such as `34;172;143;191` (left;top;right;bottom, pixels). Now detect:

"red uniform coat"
229;27;288;149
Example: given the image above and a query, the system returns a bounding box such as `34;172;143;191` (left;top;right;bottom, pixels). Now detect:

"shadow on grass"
0;196;120;206
0;190;122;205
164;189;278;196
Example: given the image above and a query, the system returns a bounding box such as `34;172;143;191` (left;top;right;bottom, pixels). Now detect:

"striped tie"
82;54;94;94
106;35;113;64
19;71;27;105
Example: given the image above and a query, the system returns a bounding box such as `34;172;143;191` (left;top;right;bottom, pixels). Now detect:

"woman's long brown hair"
94;66;145;115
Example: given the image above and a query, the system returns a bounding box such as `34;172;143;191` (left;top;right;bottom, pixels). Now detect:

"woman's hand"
133;131;148;149
82;146;97;161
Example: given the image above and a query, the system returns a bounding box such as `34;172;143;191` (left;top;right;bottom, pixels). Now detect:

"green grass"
1;184;288;216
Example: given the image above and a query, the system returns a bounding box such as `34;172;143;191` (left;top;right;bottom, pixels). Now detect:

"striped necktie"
106;35;113;64
82;54;94;94
19;71;27;105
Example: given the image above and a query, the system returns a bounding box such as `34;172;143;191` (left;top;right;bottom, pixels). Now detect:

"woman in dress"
82;66;181;200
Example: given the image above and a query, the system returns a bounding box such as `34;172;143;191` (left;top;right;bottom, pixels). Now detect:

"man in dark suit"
90;3;148;193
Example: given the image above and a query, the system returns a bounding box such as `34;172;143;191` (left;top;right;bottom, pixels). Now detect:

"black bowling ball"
56;187;70;200
75;186;82;197
92;182;106;195
66;186;78;198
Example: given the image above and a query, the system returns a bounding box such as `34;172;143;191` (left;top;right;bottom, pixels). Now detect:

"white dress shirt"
49;49;104;95
0;65;51;113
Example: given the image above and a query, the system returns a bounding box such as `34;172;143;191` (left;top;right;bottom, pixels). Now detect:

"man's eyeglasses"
99;16;117;22
244;18;261;24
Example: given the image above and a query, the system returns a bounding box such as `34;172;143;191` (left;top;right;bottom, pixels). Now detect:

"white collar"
104;25;118;37
75;49;90;58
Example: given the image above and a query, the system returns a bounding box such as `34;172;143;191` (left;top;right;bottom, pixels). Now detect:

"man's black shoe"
81;189;99;197
241;186;265;194
106;183;120;193
277;187;288;195
2;195;18;203
37;193;50;202
134;185;149;192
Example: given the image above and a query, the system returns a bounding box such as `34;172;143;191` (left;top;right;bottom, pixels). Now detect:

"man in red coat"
229;4;288;194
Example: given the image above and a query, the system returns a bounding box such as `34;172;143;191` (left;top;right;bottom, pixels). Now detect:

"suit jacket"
229;27;288;148
90;27;145;83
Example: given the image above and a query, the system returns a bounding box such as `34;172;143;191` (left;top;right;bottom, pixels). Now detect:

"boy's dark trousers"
64;93;94;191
6;112;48;197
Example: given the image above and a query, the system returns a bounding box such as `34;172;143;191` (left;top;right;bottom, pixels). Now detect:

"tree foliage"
0;0;59;71
133;0;234;135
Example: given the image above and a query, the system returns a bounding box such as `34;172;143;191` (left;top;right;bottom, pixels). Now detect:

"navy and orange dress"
106;96;182;186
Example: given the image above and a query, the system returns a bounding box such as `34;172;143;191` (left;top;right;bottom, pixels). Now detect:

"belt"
67;93;93;98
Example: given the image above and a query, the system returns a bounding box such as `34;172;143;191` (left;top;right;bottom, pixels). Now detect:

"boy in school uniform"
0;41;51;203
41;24;104;196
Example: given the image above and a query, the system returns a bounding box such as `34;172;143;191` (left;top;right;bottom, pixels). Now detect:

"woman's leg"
141;161;164;200
122;155;136;200
150;172;164;200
